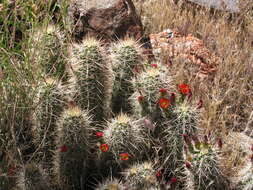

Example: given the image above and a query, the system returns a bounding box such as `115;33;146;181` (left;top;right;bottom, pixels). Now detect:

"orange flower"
159;98;170;109
60;145;68;152
100;144;109;152
119;153;129;160
178;84;191;95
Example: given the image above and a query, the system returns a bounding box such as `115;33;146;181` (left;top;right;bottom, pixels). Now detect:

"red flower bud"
60;145;68;152
251;144;253;152
156;171;162;178
217;138;222;149
185;161;191;169
170;177;177;184
138;96;144;103
95;132;104;137
197;99;203;109
159;88;167;94
151;64;158;68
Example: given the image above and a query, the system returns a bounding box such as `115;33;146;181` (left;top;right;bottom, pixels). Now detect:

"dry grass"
133;0;253;134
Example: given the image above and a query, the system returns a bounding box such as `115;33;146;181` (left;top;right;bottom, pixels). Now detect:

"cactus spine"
110;39;142;113
17;163;49;190
70;38;112;124
54;104;92;190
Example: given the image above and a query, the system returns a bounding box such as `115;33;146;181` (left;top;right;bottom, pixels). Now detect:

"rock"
150;28;221;81
68;0;143;42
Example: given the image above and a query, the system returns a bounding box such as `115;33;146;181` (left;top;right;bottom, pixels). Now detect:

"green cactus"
110;39;143;114
70;38;112;124
17;163;50;190
30;24;67;79
122;162;160;189
32;77;65;172
54;104;92;190
95;178;125;190
130;64;175;122
102;113;149;163
184;135;229;190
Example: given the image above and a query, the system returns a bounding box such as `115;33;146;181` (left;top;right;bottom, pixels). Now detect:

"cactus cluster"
6;35;247;190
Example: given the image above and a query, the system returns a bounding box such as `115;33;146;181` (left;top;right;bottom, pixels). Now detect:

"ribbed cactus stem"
54;104;92;190
131;64;175;122
32;77;64;172
30;25;67;79
123;162;159;189
184;136;229;190
110;39;143;114
95;178;125;190
103;113;149;162
17;163;49;190
70;38;112;124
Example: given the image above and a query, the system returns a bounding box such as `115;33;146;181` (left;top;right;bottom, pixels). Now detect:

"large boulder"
68;0;143;42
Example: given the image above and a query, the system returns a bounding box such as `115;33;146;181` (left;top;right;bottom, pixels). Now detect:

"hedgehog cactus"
54;104;92;190
95;178;125;190
131;64;175;122
32;77;65;171
110;39;143;113
171;99;199;135
30;24;67;79
184;135;229;190
70;38;112;124
102;114;149;162
17;163;49;190
237;161;253;190
123;162;159;189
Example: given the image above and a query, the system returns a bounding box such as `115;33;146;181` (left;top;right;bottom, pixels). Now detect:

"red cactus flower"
185;161;191;169
100;144;109;152
138;95;144;103
119;153;129;160
60;145;68;152
170;177;177;184
178;83;191;95
159;98;170;109
95;132;104;137
197;99;203;109
217;138;222;149
151;63;158;68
